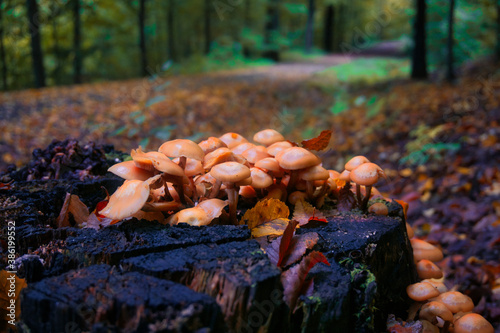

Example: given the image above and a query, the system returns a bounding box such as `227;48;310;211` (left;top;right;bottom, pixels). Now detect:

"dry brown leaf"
301;130;332;151
292;199;326;226
0;270;27;322
57;193;90;228
241;198;290;229
251;218;289;238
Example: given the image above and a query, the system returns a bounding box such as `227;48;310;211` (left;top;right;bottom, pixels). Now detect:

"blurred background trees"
0;0;498;90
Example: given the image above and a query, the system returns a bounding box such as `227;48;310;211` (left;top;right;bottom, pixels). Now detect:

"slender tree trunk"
51;2;60;85
27;0;46;88
305;0;315;53
0;0;7;90
139;0;147;76
496;0;500;61
73;0;82;83
263;0;280;61
446;0;455;82
204;0;211;55
333;4;344;52
411;0;428;79
323;4;334;53
167;0;177;61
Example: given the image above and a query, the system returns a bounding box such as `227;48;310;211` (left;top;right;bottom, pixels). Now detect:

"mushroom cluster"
404;225;494;333
99;129;387;226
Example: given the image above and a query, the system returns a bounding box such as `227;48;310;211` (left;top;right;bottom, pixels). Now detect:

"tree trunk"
411;0;428;80
304;0;315;54
0;0;7;90
333;4;344;52
167;0;177;61
263;0;280;61
323;4;334;53
204;0;211;55
51;2;61;85
73;0;82;84
446;0;455;82
496;0;500;61
139;0;147;76
27;0;46;88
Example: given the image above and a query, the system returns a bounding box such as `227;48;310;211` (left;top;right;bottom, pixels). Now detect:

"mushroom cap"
299;165;330;181
241;147;271;164
422;279;448;293
266;141;294;156
219;132;249;149
350;162;384;186
108;161;154;181
406;281;440;301
345;155;370;171
419;301;454;323
454;313;494;333
338;170;351;182
231;142;256;155
197;199;228;221
255;157;281;172
100;177;157;220
416;259;443;279
434;291;474;313
250;167;274;189
275;147;320;170
203;147;247;170
411;238;444;262
235;176;253;186
131;147;155;171
198;137;227;154
159;139;205;161
210;162;251;183
253;129;285;146
288;191;307;205
176;207;211;226
133;151;184;176
173;157;203;177
239;185;257;198
368;203;389;216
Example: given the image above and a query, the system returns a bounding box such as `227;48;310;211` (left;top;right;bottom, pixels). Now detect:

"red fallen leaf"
94;186;110;219
301;130;332;151
0;180;13;190
281;251;330;310
278;220;299;267
266;232;319;267
386;314;423;333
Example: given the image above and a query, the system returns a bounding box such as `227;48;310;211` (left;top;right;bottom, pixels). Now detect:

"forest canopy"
0;0;498;90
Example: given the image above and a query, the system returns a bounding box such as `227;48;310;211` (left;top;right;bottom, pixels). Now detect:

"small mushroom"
299;164;329;201
219;132;249;149
453;313;494;333
416;259;443;279
108;160;153;181
350;162;385;211
266;141;294;156
253;129;285;146
198;137;228;154
345;155;370;171
275;147;321;193
433;291;474;313
368;202;389;215
406;281;440;301
176;207;210;226
210;162;251;224
250;167;274;192
419;301;454;324
241;147;271;165
411;238;444;262
231;142;256;155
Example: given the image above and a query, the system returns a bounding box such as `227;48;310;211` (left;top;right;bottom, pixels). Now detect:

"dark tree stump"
19;265;225;333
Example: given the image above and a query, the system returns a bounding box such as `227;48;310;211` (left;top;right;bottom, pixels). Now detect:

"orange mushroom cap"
219;132;249;149
250;167;274;189
416;259;443;279
159;139;205;161
176;207;211;226
253;129;285;146
345;155;370;171
299;164;329;181
266;141;294;156
173;157;203;177
210;162;251;184
275;147;320;170
255;157;281;173
406;281;440;302
411;238;444;262
241;147;271;164
231;142;256;155
453;313;494;333
419;301;454;323
108;160;154;181
196;199;228;221
350;162;384;186
434;291;474;313
368;203;389;216
198;137;228;154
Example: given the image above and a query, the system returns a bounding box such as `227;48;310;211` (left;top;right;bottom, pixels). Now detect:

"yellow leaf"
241;199;290;229
251;218;290;238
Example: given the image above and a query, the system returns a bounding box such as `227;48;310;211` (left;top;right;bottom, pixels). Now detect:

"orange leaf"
242;198;290;230
0;270;27;322
301;130;332;151
278;220;299;267
394;199;409;220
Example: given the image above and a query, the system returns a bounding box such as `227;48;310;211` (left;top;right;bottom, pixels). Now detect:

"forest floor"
1;52;499;329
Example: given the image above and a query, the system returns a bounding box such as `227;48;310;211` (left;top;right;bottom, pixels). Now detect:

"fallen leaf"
293;199;326;226
393;199;409;220
281;251;330;310
266;232;319;267
241;198;290;229
57;193;90;228
278;220;299;266
338;182;357;212
301;130;332;151
0;270;27;321
251;218;289;238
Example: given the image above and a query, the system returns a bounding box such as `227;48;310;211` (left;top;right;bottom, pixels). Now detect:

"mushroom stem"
305;181;315;201
209;179;222;199
174;176;187;205
226;184;239;224
178;156;187;170
286;170;299;193
361;185;372;211
142;201;182;212
356;184;362;207
314;180;328;201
